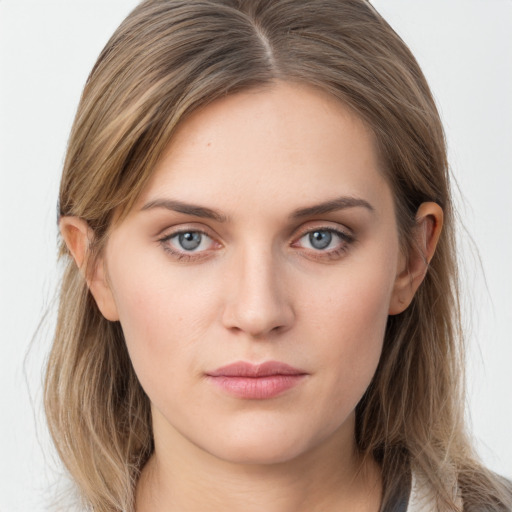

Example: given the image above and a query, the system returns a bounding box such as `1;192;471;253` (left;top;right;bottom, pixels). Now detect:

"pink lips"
206;361;307;400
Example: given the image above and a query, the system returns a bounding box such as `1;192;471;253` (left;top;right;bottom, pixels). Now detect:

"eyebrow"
141;199;228;222
140;195;374;222
290;196;375;219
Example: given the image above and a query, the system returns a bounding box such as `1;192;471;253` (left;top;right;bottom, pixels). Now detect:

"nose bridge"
221;240;294;337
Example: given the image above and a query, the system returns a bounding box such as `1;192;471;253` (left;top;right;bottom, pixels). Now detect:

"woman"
44;0;512;511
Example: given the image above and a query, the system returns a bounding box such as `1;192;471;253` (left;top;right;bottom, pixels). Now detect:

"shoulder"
462;474;512;512
406;471;457;512
406;470;512;512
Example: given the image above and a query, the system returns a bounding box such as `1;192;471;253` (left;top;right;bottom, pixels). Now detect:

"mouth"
205;361;308;400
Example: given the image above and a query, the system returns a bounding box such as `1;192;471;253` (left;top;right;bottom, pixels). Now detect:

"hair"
44;1;511;511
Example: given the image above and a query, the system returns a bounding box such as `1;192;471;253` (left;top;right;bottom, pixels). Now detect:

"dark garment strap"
380;470;412;512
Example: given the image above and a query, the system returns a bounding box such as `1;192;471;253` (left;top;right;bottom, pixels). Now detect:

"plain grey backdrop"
1;1;511;510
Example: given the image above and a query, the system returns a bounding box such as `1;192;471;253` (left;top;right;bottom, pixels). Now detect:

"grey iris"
309;230;332;250
179;232;202;251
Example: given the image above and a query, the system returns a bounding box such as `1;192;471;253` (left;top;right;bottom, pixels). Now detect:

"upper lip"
207;361;306;378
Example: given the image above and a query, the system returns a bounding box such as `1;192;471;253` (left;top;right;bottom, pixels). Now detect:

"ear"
59;216;119;321
388;202;443;315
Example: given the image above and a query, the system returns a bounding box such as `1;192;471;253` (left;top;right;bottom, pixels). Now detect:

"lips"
206;361;307;400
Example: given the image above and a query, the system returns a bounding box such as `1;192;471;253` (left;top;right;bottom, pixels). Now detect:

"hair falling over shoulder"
44;1;512;511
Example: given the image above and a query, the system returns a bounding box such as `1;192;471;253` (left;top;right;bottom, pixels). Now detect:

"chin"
208;438;308;466
198;419;334;467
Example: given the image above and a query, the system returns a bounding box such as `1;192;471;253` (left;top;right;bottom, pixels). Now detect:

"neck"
136;411;382;512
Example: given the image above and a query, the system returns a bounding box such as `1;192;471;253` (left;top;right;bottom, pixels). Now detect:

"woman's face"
99;82;405;465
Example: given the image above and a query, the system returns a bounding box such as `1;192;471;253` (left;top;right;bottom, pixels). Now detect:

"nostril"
221;297;295;338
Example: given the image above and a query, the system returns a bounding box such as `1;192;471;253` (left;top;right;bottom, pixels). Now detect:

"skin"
61;82;442;512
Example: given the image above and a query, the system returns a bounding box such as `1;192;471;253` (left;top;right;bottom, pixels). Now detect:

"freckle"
207;142;211;147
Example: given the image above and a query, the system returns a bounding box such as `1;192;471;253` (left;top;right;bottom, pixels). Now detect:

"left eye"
166;231;213;252
297;229;348;251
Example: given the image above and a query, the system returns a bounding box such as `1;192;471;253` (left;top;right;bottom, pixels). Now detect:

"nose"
221;245;295;338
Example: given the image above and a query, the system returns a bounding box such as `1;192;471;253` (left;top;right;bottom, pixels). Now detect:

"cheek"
301;254;396;415
106;251;219;388
305;252;395;350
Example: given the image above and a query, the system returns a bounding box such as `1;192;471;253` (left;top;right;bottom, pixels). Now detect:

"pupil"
179;232;201;251
309;231;332;250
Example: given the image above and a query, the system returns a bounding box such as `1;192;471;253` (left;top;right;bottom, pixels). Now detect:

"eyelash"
157;226;355;263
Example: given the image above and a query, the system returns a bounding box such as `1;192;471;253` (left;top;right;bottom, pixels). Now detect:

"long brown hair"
45;1;511;510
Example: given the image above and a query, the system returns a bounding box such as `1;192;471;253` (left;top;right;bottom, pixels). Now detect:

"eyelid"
292;222;355;244
155;220;215;238
158;226;213;241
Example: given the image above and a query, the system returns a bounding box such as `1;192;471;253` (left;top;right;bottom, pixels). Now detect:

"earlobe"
388;202;443;315
59;216;119;321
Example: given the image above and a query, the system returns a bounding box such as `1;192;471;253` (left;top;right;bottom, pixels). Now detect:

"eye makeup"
157;223;356;263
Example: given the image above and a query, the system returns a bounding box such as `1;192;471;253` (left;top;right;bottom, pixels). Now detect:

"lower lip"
206;375;306;399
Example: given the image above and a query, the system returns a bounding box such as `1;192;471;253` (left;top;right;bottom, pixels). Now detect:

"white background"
0;1;511;510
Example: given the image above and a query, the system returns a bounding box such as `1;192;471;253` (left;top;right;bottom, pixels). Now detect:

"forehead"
135;81;391;219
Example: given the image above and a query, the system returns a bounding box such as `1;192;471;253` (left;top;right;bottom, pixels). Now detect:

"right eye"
158;229;217;261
